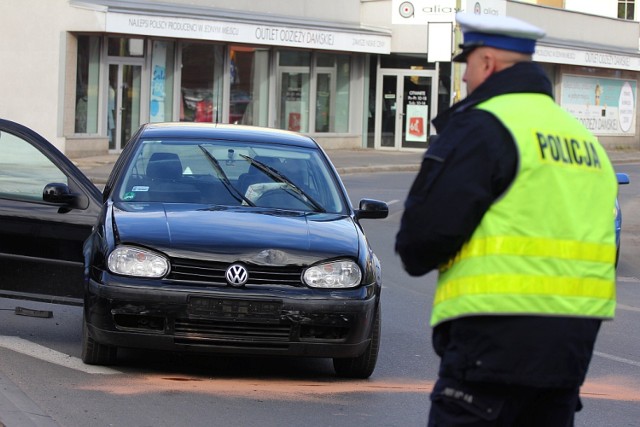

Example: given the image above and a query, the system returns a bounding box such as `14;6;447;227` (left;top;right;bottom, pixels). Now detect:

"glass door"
278;68;310;132
376;71;437;149
401;75;431;149
381;75;398;148
315;69;336;132
107;63;142;151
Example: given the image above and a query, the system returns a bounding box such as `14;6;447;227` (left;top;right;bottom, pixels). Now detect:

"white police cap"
453;13;546;62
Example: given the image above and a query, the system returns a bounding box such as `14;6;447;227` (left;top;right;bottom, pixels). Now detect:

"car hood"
111;202;360;265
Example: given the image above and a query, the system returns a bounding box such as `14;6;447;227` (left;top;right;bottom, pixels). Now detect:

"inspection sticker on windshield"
132;186;149;192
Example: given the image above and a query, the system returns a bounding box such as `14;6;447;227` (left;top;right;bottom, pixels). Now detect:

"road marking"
0;336;120;375
386;199;400;206
594;351;640;368
617;276;640;283
618;303;640;313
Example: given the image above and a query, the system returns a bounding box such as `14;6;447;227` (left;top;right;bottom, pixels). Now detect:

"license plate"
187;297;282;319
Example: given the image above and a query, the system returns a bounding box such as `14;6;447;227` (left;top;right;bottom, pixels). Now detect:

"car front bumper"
85;277;379;358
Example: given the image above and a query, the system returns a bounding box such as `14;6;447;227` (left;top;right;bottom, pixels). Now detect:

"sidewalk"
71;147;640;185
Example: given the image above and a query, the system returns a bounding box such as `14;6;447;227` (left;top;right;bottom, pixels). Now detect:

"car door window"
0;130;67;201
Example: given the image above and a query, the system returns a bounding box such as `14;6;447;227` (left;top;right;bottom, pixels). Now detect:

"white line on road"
0;336;120;375
617;276;640;283
594;351;640;368
618;303;640;313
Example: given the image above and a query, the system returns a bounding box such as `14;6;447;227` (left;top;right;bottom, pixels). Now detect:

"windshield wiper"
239;154;325;213
198;145;255;206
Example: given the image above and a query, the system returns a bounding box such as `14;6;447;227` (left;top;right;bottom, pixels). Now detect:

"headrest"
147;152;183;180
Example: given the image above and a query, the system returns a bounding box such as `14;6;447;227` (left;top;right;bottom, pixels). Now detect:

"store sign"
106;13;390;54
535;45;640;72
391;0;505;25
560;75;637;136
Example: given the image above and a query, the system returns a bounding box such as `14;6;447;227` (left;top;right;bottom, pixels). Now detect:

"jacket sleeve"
395;110;517;276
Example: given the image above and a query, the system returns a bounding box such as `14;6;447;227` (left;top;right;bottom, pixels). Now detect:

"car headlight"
107;246;169;278
303;260;362;289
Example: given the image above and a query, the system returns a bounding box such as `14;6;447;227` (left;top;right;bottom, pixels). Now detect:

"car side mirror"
356;198;388;220
617;173;630;185
43;183;89;210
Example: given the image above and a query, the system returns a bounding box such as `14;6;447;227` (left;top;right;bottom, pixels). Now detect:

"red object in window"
408;116;424;137
196;100;213;122
288;112;301;131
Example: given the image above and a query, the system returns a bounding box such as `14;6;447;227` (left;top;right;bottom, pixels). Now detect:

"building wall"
564;0;618;18
3;0;639;154
534;0;564;7
0;0;105;152
1;0;375;154
169;0;362;22
509;1;638;50
509;2;640;150
361;0;429;54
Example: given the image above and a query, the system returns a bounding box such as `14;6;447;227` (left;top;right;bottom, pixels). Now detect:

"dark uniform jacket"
395;61;602;388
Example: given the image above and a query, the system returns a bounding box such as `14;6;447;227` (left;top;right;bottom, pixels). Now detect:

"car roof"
138;123;320;149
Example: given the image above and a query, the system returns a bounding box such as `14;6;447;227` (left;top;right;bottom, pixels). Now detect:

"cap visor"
452;49;472;63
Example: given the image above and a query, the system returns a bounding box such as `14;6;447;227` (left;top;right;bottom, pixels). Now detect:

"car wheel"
333;305;380;379
82;317;117;365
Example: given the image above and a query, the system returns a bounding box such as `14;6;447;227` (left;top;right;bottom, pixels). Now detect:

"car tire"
82;317;117;365
333;304;380;379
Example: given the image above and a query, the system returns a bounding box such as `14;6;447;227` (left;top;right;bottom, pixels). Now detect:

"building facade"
2;0;391;157
1;0;639;157
363;0;640;151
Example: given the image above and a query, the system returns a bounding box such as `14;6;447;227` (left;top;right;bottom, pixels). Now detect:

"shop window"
229;46;269;126
315;53;351;133
278;51;311;132
108;37;145;57
277;51;352;134
75;35;100;134
180;43;223;122
150;41;175;122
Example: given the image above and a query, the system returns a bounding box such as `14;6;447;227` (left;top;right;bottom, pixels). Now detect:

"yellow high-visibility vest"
431;93;618;327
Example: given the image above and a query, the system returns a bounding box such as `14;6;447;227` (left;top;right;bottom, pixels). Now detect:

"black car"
0;119;388;378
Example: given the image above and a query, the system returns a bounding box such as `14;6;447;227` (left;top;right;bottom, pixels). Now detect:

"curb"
86;164;423;185
336;164;421;175
78;154;640;186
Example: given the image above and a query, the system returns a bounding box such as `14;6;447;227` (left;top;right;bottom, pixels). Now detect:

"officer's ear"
481;48;501;77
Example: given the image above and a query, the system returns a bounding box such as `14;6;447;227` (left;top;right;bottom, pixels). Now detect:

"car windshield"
115;138;347;213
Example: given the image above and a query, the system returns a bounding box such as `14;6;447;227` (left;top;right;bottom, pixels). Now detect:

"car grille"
174;318;291;349
168;258;303;287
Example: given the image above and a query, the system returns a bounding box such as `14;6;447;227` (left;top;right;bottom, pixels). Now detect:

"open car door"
0;119;102;305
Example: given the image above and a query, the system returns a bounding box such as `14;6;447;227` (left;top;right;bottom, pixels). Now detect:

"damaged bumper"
85;277;379;358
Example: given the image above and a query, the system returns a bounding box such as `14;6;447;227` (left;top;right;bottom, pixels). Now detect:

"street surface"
1;166;639;426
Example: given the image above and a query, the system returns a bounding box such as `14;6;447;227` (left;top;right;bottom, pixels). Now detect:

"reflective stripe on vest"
431;93;618;327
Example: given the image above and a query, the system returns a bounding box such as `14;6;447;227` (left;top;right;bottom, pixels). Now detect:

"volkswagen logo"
226;264;249;287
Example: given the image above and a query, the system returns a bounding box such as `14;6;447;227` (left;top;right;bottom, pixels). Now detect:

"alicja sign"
392;0;506;25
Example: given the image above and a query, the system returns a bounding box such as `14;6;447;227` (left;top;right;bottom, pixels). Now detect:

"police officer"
395;13;618;426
